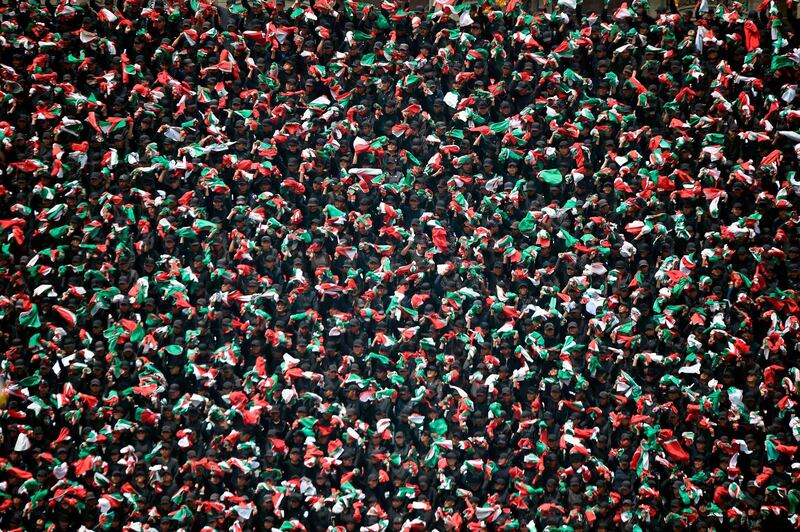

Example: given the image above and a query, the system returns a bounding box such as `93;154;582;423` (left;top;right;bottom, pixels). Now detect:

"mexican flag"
19;304;41;328
52;305;77;328
87;112;129;136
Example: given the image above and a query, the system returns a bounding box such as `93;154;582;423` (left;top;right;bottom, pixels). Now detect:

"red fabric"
662;439;690;463
431;227;448;250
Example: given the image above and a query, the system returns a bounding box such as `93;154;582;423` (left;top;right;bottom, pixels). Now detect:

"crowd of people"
0;0;799;529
